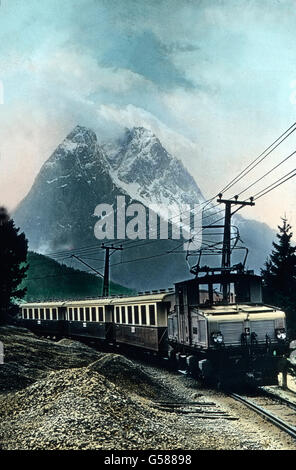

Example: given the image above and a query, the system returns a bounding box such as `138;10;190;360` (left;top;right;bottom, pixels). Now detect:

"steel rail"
230;393;296;439
260;388;296;412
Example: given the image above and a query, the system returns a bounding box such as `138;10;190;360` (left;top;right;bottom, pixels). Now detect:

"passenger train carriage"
111;294;172;352
21;301;66;338
20;292;174;353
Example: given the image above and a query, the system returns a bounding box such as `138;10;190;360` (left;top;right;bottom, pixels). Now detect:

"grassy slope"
20;252;134;302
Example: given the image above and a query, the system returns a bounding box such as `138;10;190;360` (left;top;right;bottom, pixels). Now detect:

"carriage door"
177;285;189;345
60;307;67;321
59;306;68;336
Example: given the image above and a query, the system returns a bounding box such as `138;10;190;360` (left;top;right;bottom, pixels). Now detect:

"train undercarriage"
168;343;288;389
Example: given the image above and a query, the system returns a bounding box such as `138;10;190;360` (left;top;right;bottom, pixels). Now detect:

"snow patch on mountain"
104;127;205;219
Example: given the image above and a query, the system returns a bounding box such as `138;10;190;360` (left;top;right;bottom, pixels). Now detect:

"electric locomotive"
168;266;288;387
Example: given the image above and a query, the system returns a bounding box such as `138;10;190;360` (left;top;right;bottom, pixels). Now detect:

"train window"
98;307;104;322
40;308;44;319
127;306;132;324
29;309;33;319
121;306;126;324
134;306;139;325
68;308;72;321
149;305;156;326
34;308;38;319
46;308;50;320
91;307;96;322
85;307;90;322
116;306;120;323
23;309;27;319
79;307;84;321
74;308;78;321
52;308;57;320
141;305;147;325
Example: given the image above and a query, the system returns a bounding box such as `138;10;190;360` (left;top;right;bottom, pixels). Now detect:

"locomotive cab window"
149;305;156;326
141;305;147;325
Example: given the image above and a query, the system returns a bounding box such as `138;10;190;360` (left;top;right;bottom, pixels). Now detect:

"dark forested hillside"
20;252;133;302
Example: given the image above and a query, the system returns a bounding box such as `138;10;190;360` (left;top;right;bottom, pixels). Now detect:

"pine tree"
261;217;296;332
0;207;28;323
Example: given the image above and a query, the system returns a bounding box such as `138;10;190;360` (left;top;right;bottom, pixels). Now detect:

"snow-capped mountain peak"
105;126;205;212
65;125;97;147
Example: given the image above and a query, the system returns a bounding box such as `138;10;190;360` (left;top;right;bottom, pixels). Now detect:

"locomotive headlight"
275;328;286;341
211;332;224;344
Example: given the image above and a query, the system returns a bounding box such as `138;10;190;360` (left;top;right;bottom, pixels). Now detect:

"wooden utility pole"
217;194;255;301
101;243;123;297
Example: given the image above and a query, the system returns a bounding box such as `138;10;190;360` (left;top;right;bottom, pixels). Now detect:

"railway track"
260;387;296;411
230;392;296;439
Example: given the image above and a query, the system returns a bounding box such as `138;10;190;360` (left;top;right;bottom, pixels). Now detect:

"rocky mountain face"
13;126;126;252
13;125;276;290
106;127;204;210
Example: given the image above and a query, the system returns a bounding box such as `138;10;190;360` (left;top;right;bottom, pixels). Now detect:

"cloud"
100;30;194;90
98;103;199;164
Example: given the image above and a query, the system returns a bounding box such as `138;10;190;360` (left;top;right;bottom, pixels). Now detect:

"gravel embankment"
0;325;296;450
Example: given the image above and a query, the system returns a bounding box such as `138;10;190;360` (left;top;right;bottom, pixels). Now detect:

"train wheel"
175;352;186;370
186;355;200;379
167;348;177;370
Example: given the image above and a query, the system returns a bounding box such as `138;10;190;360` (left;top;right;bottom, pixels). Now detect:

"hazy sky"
0;0;296;232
